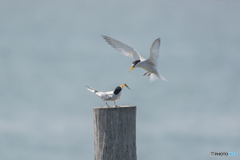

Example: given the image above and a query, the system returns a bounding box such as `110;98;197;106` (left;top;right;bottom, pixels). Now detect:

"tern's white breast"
137;61;158;74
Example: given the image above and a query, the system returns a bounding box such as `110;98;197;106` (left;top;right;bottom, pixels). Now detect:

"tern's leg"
106;102;110;107
148;72;152;76
114;101;118;107
143;72;149;76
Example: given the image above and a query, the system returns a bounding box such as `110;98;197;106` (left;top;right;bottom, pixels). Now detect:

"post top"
93;105;136;109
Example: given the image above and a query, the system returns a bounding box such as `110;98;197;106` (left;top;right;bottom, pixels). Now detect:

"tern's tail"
86;85;98;93
86;85;102;97
150;73;168;83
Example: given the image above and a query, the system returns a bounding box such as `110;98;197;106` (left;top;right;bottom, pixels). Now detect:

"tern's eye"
132;60;140;66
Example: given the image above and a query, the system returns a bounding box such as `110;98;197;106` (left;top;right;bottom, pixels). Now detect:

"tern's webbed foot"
114;101;118;107
143;72;149;76
148;72;152;76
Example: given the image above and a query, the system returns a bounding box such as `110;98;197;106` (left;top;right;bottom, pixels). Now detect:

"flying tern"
102;35;168;83
86;84;131;107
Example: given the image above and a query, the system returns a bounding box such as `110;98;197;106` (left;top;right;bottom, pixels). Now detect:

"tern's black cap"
132;60;140;66
114;86;122;95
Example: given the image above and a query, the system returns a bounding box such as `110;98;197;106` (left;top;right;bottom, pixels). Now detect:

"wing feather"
100;93;113;101
148;38;160;67
102;35;144;60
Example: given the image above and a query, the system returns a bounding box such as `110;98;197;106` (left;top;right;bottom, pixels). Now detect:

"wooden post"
93;105;137;160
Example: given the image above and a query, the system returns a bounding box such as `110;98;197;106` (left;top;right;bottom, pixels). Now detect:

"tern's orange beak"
121;84;131;90
129;66;135;72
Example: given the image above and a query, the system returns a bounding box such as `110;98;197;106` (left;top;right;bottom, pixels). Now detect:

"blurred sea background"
0;0;240;160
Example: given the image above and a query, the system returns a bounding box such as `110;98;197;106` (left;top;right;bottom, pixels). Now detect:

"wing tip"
101;35;111;41
154;38;161;45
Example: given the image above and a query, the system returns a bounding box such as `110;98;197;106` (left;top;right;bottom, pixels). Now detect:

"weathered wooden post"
93;105;137;160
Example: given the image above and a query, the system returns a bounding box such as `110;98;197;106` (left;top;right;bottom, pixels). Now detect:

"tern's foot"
143;72;149;76
114;101;118;107
148;72;152;76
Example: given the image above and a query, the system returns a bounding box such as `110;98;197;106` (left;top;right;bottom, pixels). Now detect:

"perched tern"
86;84;131;107
102;35;168;83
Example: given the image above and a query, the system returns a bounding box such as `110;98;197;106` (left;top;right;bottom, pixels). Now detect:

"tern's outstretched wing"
102;35;144;60
147;38;160;67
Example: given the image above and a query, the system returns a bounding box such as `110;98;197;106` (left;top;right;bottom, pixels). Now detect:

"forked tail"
86;85;98;93
86;85;102;97
150;73;168;83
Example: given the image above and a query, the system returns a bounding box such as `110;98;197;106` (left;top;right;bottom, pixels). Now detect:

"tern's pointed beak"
121;84;131;90
129;66;135;72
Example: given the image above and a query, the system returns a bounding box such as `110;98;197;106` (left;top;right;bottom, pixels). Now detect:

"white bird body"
136;60;158;74
86;84;130;107
102;35;168;82
96;90;121;101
